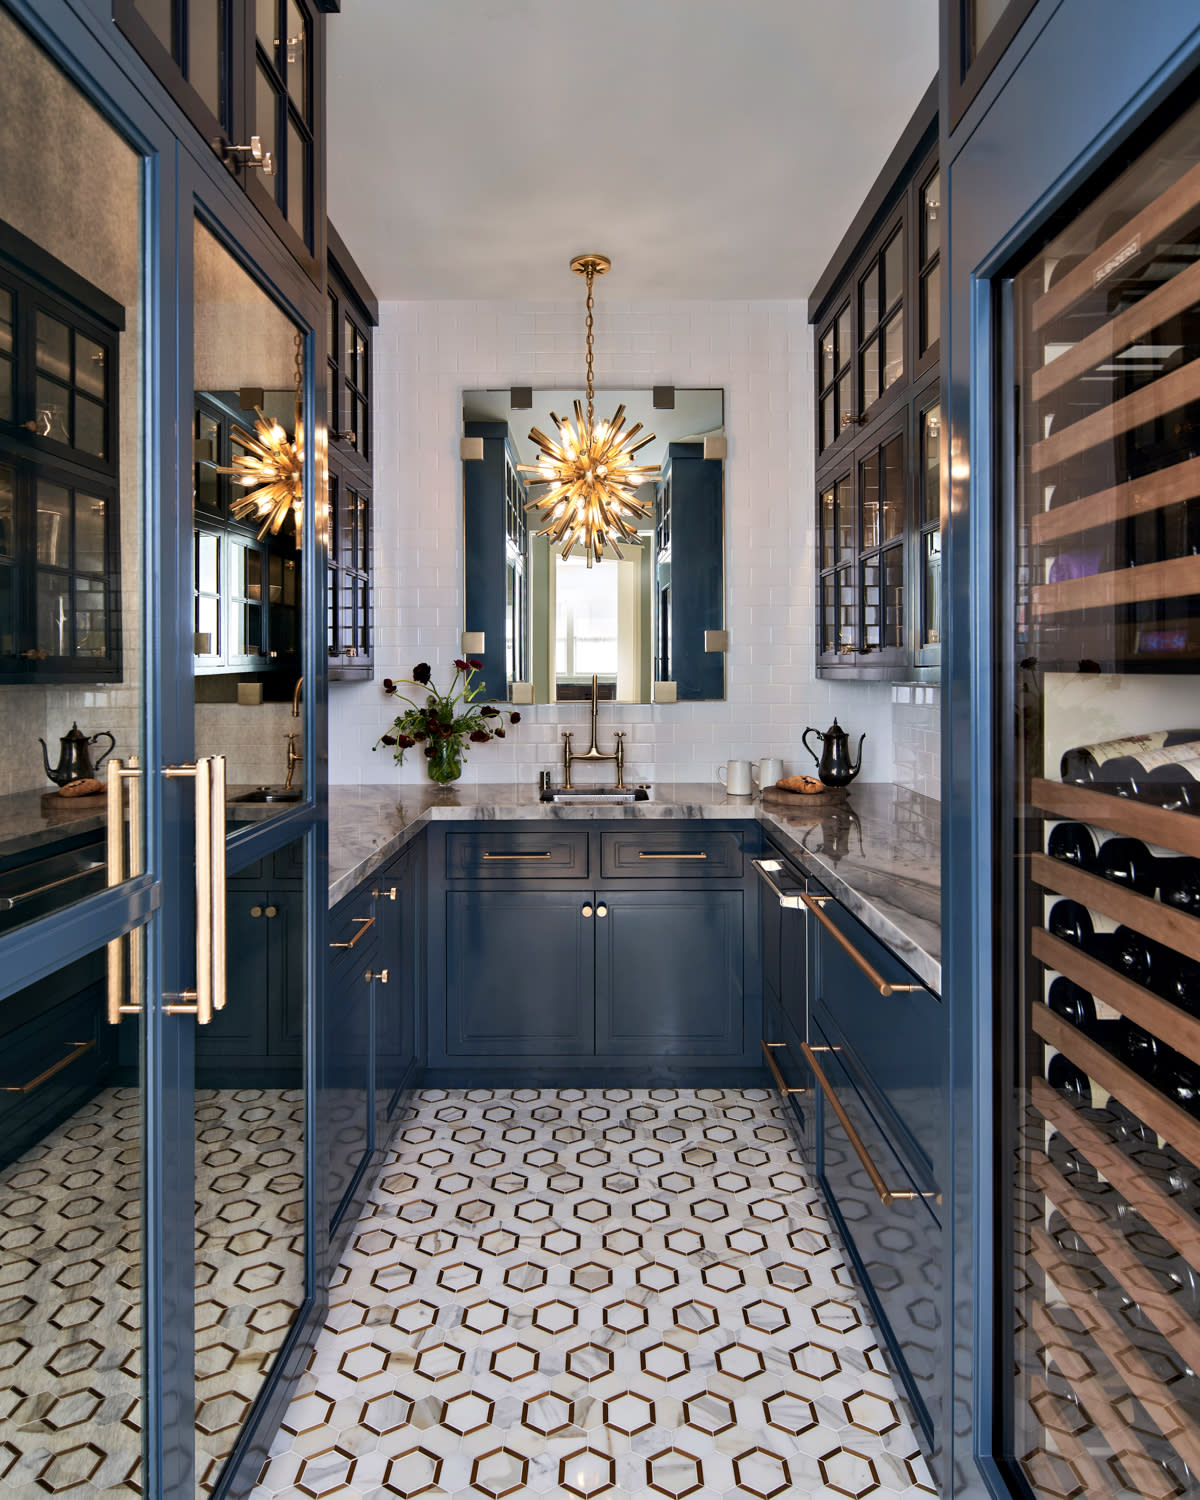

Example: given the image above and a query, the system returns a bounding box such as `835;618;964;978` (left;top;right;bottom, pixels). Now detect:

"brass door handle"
373;886;397;900
802;1042;936;1206
638;851;708;860
800;893;922;996
2;1039;96;1094
760;1039;806;1095
330;915;375;949
366;968;389;984
751;857;806;909
163;756;227;1024
482;851;553;861
106;758;145;1025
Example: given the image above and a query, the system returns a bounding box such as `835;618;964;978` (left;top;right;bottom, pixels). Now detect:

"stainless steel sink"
234;787;303;803
539;785;651;803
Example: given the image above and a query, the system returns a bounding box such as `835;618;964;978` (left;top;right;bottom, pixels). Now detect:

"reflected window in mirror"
463;388;725;705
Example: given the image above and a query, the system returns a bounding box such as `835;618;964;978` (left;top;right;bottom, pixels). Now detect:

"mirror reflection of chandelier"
519;254;660;567
218;334;305;544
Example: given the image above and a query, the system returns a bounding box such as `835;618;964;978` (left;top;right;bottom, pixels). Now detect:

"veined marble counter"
326;781;941;991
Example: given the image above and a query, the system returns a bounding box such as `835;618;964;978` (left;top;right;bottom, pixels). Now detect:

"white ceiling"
326;1;938;302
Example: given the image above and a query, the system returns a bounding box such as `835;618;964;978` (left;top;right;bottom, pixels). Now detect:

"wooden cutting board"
761;783;849;808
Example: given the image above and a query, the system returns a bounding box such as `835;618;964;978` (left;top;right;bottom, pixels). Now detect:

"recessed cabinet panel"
445;891;594;1056
595;890;743;1056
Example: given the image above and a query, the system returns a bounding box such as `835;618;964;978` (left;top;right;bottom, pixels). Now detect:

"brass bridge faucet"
562;674;626;789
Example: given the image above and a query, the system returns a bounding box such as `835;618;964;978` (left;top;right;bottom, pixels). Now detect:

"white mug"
718;759;752;796
753;757;783;789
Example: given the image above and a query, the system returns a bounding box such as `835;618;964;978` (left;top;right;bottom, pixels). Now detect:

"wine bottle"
1047;899;1119;961
1060;730;1200;784
1158;858;1200;917
1103;745;1200;795
1047;976;1097;1030
1047;822;1099;870
1046;1052;1091;1102
1119;1019;1163;1081
1110;926;1176;992
1166;952;1200;1017
1096;836;1157;894
1158;1046;1200;1120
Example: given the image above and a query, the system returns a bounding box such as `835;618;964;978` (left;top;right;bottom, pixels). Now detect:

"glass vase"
427;736;464;785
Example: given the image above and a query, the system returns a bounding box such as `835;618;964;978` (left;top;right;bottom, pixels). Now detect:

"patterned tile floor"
252;1088;936;1500
0;1086;304;1498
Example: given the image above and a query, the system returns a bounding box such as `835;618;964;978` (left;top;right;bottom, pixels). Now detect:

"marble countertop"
326;781;942;991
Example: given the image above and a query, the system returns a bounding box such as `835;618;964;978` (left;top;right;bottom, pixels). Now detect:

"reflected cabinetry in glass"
1000;86;1200;1500
811;89;939;681
0;225;122;682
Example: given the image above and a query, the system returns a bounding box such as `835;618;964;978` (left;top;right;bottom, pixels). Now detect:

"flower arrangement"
374;660;522;784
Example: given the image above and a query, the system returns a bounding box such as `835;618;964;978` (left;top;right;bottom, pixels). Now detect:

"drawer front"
761;999;815;1171
810;890;944;1179
446;830;588;879
600;830;742;879
329;893;377;954
814;1034;943;1446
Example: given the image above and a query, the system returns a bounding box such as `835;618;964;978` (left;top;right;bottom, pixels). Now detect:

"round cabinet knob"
250;905;263;918
582;904;594;918
596;904;609;918
264;905;278;918
365;968;390;984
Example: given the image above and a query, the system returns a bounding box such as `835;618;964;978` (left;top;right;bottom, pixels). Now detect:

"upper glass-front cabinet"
999;86;1200;1500
115;0;322;274
946;0;1040;127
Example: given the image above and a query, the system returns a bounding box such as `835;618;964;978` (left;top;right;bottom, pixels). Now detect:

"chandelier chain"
584;266;595;427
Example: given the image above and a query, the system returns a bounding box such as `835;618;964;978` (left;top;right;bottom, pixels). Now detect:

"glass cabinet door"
1000;89;1200;1500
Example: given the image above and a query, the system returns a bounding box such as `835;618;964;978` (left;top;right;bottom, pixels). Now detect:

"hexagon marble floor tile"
250;1088;936;1500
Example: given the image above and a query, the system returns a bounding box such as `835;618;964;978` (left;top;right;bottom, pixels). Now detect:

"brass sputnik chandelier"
219;334;305;544
519;254;660;566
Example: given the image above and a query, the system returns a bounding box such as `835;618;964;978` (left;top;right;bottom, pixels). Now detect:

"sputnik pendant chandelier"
519;254;660;566
219;334;306;544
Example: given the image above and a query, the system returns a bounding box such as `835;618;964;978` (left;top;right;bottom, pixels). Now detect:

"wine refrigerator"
998;86;1200;1498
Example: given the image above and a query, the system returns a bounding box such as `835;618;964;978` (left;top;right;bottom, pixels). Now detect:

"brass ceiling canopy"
519;254;660;566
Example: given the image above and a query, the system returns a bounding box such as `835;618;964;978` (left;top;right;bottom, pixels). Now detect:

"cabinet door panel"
445;891;593;1055
595;890;742;1056
324;944;376;1229
197;892;272;1061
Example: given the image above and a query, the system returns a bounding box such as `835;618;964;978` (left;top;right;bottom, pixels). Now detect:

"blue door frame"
940;4;1200;1496
0;3;329;1495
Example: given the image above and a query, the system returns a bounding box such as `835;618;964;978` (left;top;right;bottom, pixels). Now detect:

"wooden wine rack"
1030;455;1200;549
1031;778;1200;858
1031;359;1200;474
1032;553;1200;617
1030;853;1200;963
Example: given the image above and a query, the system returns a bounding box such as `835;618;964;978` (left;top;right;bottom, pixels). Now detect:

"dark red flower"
454;657;471;671
380;733;396;746
469;658;483;670
414;731;427;742
382;678;395;692
424;745;436;758
510;711;521;724
412;663;432;685
397;734;416;749
494;727;506;738
469;730;489;743
480;705;499;718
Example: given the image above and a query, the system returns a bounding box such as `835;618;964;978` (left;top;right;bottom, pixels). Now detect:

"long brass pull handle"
761;1038;806;1095
330;915;375;949
751;857;806;909
366;968;389;984
106;758;144;1025
481;852;552;861
0;863;106;909
163;757;226;1024
802;1042;934;1206
639;851;708;860
800;894;922;996
1;1039;96;1094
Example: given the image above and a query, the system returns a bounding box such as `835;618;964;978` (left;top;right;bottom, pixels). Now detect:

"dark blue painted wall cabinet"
0;3;334;1498
941;4;1200;1497
427;824;763;1084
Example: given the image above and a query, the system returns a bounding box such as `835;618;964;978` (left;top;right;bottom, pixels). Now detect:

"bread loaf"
59;778;104;797
777;775;823;794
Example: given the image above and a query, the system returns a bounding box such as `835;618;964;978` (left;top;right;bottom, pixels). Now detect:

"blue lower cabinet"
323;934;378;1241
595;889;742;1056
0;954;115;1170
374;840;426;1127
814;1028;944;1456
760;995;815;1171
446;889;594;1056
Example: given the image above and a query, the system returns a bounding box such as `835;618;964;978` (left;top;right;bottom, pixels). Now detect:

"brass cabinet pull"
106;758;145;1025
751;857;806;909
800;893;922;996
373;886;397;900
366;968;389;984
596;904;608;918
481;851;553;861
330;915;375;950
163;756;227;1024
760;1038;806;1095
251;906;263;918
264;905;277;918
639;851;708;860
582;904;594;918
802;1042;934;1206
2;1039;96;1094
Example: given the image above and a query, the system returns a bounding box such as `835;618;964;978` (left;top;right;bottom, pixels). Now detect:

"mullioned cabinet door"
594;889;743;1057
444;889;594;1057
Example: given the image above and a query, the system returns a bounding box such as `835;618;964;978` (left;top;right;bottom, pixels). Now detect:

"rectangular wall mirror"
462;388;726;703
